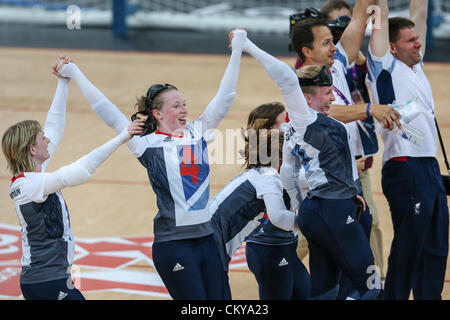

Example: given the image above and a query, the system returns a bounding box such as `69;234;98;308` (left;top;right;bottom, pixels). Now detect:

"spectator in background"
321;0;386;290
290;1;399;298
367;0;448;300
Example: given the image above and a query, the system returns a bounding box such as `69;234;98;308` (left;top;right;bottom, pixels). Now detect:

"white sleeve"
335;41;350;73
242;39;316;132
41;78;70;172
196;31;246;131
263;193;298;232
58;62;103;108
58;62;130;134
90;97;147;158
90;96;130;134
280;149;303;212
41;129;131;196
58;62;147;157
254;173;298;231
366;45;395;84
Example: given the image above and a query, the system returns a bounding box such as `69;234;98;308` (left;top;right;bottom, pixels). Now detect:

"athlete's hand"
56;58;79;79
52;55;72;78
370;104;402;130
228;28;247;52
356;157;366;174
356;194;366;212
128;118;145;137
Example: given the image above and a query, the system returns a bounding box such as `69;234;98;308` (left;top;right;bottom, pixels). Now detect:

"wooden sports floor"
0;47;449;300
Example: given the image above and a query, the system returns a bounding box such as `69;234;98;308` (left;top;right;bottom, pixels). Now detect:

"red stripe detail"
11;173;24;183
155;130;184;138
229;269;251;273
391;157;408;162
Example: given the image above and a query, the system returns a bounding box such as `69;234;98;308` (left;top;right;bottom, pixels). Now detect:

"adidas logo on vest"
173;262;185;272
346;216;355;224
278;258;288;267
58;291;68;300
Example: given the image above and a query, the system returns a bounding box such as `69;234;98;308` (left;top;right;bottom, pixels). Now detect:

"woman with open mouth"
55;29;248;300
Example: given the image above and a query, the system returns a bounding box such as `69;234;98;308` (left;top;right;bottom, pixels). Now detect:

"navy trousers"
152;234;231;300
21;277;85;300
337;193;374;300
245;240;311;300
382;157;449;300
298;197;379;300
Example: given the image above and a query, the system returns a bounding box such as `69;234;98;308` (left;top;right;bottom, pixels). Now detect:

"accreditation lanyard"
333;82;374;144
332;85;351;105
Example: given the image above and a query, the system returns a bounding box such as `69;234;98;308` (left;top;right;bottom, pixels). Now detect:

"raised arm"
40;122;141;197
369;0;390;58
43;78;70;158
56;60;148;157
198;29;246;131
410;0;428;56
57;61;130;134
41;58;71;172
340;0;376;64
242;37;315;136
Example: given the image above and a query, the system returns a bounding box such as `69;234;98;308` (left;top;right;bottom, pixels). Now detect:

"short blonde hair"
296;65;324;95
2;120;41;175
